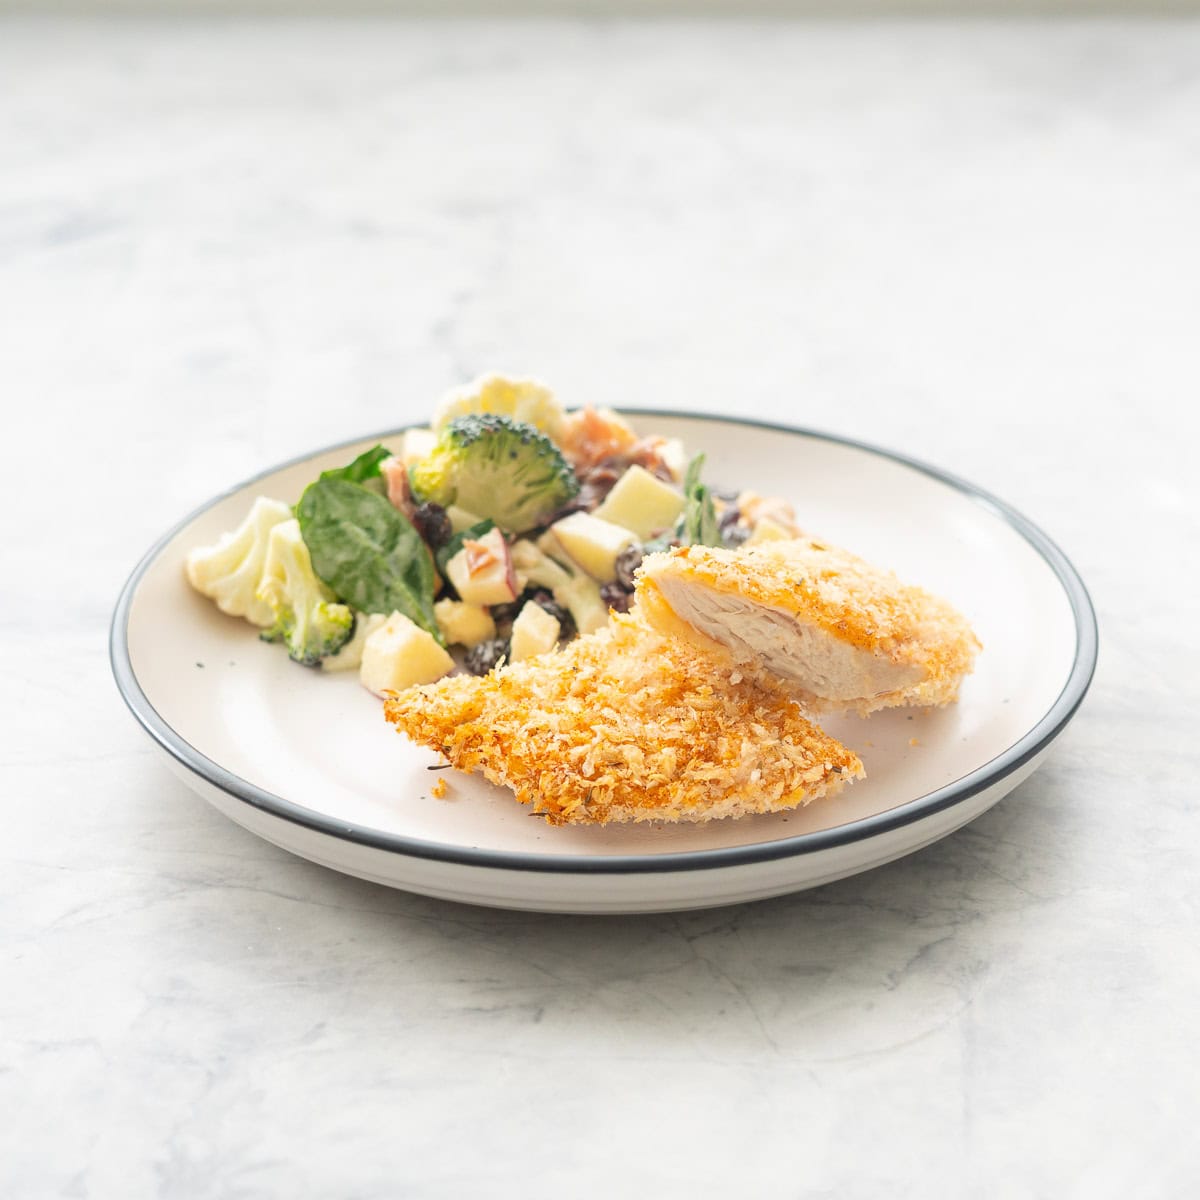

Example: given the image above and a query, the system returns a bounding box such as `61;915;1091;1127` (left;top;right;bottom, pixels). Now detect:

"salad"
185;374;801;696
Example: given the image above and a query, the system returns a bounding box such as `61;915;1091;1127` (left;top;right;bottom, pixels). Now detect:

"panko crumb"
385;610;863;826
430;777;448;800
637;538;980;713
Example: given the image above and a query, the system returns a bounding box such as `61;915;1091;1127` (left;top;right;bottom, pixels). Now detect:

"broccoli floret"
510;539;609;634
255;519;355;667
320;612;388;673
408;414;579;535
185;496;294;627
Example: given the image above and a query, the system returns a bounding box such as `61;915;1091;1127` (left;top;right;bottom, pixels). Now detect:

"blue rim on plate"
110;412;1098;875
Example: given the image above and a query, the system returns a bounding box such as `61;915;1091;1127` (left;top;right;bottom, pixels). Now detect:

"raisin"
489;599;523;629
412;502;452;549
600;583;632;613
614;543;644;592
585;461;623;487
464;638;511;676
573;462;623;511
719;506;751;548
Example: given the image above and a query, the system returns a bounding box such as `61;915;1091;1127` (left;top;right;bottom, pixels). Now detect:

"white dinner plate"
111;413;1096;914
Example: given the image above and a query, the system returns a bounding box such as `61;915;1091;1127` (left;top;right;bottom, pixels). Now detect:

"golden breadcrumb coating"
383;611;863;825
637;538;981;714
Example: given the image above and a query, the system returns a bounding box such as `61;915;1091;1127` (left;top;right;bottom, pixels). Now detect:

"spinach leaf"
435;519;496;577
317;444;392;492
296;477;441;642
681;454;722;547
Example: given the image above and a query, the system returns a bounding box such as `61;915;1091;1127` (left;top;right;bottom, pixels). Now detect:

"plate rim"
110;411;1098;877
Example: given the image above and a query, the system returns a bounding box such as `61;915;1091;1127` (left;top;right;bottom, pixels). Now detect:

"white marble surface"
2;15;1198;1197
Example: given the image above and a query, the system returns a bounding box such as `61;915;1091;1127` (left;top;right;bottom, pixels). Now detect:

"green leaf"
296;478;441;642
318;445;392;492
640;531;675;554
680;453;722;547
434;519;496;577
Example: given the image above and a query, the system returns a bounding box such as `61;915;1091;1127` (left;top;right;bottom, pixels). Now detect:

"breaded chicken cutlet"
384;611;863;825
636;538;980;715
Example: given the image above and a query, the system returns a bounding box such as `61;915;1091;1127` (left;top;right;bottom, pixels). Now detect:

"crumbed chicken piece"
384;611;863;825
636;539;980;715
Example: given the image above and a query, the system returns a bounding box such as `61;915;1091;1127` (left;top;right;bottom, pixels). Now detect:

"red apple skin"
446;527;517;606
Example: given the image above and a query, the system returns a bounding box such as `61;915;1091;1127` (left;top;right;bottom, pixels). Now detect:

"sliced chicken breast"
636;538;980;714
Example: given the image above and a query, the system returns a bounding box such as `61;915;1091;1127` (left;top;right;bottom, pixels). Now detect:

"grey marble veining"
1;15;1197;1198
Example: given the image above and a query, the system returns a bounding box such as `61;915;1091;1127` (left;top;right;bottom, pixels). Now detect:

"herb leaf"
681;454;722;547
296;477;441;642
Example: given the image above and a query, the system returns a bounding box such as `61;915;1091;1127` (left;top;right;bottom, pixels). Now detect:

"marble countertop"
3;15;1197;1197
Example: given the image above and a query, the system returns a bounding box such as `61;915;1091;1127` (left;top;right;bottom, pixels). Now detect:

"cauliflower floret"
432;373;565;441
256;519;355;667
185;496;293;627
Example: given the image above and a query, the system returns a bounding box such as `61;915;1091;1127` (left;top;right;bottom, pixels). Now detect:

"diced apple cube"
548;512;637;583
593;464;685;539
444;526;517;606
737;491;799;535
510;602;561;662
360;612;455;696
434;599;496;649
747;516;794;545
